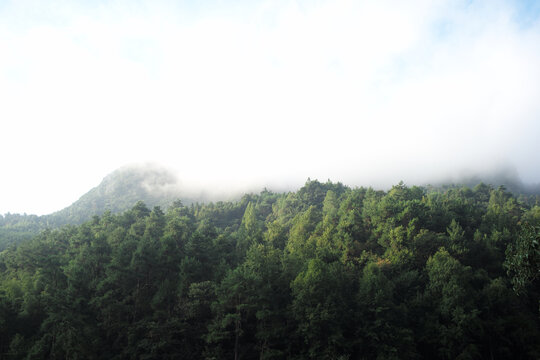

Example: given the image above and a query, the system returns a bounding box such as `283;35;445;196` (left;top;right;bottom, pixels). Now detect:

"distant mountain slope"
1;164;539;251
0;165;200;250
427;166;540;197
48;164;195;225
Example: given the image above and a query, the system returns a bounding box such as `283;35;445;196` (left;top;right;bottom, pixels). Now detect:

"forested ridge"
0;166;194;251
1;180;539;359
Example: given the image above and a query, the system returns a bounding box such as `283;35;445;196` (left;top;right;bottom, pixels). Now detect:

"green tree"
505;223;540;294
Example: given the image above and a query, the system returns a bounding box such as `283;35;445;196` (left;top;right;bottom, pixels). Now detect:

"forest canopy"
0;180;539;359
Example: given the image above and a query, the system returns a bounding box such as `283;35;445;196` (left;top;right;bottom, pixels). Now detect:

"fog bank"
1;0;539;214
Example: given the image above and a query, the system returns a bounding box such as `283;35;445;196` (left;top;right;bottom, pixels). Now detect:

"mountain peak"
49;164;190;224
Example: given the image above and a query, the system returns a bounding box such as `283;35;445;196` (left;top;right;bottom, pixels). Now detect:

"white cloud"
0;0;539;214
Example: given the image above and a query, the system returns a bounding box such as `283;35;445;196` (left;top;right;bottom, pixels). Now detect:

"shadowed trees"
0;180;539;359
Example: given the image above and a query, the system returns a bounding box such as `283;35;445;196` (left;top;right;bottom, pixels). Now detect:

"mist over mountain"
6;162;540;222
0;164;201;250
1;162;539;252
52;163;540;224
425;164;540;195
48;164;198;224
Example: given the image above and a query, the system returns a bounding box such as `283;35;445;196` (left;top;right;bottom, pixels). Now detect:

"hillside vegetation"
1;180;539;359
0;165;198;250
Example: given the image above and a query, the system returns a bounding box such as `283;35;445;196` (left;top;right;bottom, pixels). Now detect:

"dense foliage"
1;180;539;359
0;166;195;251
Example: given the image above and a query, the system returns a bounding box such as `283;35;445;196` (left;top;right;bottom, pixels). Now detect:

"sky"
1;0;540;215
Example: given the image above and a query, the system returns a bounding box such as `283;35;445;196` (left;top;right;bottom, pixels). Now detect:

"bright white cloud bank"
1;0;540;214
